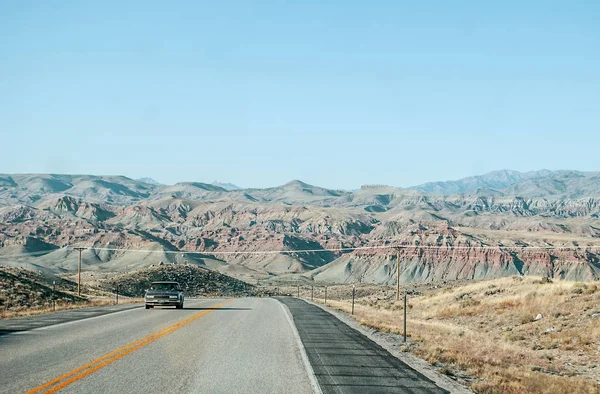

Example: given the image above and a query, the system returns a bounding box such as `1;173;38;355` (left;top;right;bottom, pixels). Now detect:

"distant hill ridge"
2;169;600;284
2;170;600;206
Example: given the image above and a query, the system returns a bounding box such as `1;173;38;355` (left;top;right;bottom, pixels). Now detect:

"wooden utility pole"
396;253;401;301
73;247;86;296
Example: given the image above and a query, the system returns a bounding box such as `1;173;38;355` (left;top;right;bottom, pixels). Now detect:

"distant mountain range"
1;170;599;283
132;169;600;199
137;178;241;191
408;169;554;194
406;169;600;198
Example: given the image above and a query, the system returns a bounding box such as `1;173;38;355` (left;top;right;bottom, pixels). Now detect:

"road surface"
280;298;447;394
1;298;448;394
1;298;314;394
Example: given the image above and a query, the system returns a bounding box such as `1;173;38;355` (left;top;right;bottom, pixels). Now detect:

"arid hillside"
1;171;600;283
97;264;256;297
0;266;85;315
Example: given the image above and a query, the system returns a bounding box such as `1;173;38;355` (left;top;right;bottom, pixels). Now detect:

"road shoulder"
279;298;453;394
303;298;472;394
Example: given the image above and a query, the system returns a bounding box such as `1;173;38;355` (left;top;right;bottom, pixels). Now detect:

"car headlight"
169;295;178;299
146;295;154;299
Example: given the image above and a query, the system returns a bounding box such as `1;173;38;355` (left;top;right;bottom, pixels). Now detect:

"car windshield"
150;284;178;291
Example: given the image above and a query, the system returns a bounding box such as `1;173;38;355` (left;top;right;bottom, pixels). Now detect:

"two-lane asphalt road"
1;298;315;394
1;298;449;394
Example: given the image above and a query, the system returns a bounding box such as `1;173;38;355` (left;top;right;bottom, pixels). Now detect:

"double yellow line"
26;300;233;394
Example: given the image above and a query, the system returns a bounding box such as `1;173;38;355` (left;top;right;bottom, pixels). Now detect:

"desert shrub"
552;288;566;296
460;298;481;308
505;332;526;342
520;313;534;325
485;288;505;296
455;292;472;301
583;285;597;294
525;292;538;300
570;282;597;294
497;300;521;309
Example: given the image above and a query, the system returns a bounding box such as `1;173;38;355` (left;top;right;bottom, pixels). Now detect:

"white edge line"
279;301;323;394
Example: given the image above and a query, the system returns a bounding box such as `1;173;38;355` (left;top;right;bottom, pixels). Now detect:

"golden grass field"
308;277;600;394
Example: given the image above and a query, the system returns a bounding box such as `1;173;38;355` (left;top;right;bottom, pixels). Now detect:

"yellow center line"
26;299;234;394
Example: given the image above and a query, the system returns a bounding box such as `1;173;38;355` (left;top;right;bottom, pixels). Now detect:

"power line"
0;249;66;258
1;243;600;260
68;244;600;255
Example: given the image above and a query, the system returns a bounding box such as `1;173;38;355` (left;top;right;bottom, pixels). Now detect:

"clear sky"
1;1;598;189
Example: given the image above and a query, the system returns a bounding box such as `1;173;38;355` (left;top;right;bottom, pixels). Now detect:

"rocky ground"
96;264;256;297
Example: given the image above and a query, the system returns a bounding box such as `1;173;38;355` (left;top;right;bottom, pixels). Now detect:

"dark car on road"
145;281;184;309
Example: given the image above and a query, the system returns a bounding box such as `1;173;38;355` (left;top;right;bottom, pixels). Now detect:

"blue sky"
1;1;598;189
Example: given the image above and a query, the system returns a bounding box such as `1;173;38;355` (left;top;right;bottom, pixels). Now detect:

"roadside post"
403;290;407;343
116;285;119;305
311;286;314;301
53;281;56;312
297;285;300;298
351;285;355;315
396;252;400;301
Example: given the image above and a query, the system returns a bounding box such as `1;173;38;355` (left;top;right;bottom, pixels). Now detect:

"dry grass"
314;277;600;394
